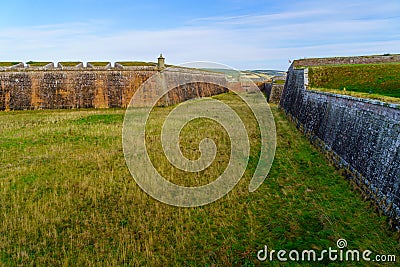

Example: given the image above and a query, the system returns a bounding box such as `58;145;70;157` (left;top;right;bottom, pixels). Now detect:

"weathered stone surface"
294;54;400;68
280;64;400;229
0;68;228;110
258;83;284;104
0;73;33;110
270;85;284;104
158;69;228;106
38;72;68;109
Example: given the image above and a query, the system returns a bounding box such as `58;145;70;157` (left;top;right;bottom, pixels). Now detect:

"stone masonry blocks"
280;64;400;229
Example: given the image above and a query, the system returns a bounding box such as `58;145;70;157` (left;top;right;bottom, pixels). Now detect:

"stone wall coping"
307;89;400;110
0;65;227;77
293;54;400;68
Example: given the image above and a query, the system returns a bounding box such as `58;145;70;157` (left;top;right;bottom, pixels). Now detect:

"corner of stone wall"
303;68;309;89
10;63;25;69
114;63;124;69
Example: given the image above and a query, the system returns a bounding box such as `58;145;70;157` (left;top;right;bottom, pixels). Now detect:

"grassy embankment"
0;62;21;67
307;63;400;103
0;93;398;266
87;62;111;67
26;61;52;67
116;61;157;67
59;62;82;67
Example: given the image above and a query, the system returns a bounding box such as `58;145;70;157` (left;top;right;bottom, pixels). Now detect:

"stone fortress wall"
0;68;155;110
0;58;229;110
280;62;400;229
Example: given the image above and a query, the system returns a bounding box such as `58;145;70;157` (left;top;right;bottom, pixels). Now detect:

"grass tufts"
0;93;398;265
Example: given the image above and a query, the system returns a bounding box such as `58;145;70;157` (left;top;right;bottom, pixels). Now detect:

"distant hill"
200;68;286;82
250;70;286;77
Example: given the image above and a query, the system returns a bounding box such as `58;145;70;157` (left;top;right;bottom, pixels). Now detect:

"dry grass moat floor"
0;93;399;266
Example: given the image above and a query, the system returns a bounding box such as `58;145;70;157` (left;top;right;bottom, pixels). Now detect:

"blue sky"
0;0;399;70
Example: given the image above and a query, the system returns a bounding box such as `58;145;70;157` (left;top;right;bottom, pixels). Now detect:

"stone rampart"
0;67;228;110
280;64;400;229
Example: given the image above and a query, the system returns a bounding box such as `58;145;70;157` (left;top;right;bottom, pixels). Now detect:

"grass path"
0;93;398;266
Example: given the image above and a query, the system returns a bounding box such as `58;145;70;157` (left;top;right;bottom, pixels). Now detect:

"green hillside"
309;63;400;98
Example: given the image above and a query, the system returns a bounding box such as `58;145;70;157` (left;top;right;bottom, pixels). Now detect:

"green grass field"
308;63;400;98
0;93;398;266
